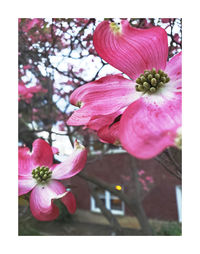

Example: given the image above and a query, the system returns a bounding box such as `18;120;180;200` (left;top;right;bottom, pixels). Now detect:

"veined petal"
51;140;87;180
69;74;133;105
165;51;182;88
18;147;32;176
66;108;92;126
18;175;37;196
94;20;168;80
119;95;182;159
31;139;53;168
29;180;67;221
67;74;138;126
61;192;76;214
97;121;120;145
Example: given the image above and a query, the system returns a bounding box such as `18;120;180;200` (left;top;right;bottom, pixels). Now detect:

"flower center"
135;68;170;94
32;166;52;184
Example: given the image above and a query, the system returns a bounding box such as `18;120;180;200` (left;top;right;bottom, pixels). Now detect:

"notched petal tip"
74;139;86;150
94;19;168;80
109;22;122;35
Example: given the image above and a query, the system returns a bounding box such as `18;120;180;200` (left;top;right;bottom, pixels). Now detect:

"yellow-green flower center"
135;68;170;94
32;166;52;184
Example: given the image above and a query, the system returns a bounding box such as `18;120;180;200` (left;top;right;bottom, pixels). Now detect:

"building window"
90;187;125;215
175;185;182;222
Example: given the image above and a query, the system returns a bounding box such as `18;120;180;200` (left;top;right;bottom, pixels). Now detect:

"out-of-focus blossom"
23;65;31;70
161;18;175;23
138;170;145;176
18;82;47;103
22;18;43;33
174;33;181;44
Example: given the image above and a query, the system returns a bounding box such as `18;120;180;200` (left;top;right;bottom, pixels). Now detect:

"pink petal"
86;111;122;131
61;192;76;214
93;20;168;80
18;175;37;196
31;139;53;168
18;84;28;96
28;85;45;94
51;140;87;180
97;121;120;145
23;19;41;32
29;180;67;221
119;95;182;159
18;147;32;176
66;108;92;126
67;74;138;126
52;146;59;155
165;51;182;88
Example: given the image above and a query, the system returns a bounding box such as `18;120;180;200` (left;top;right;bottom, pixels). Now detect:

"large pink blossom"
18;138;87;221
67;20;182;159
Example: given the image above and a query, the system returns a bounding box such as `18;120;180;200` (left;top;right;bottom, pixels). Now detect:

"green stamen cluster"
32;166;52;184
135;68;170;94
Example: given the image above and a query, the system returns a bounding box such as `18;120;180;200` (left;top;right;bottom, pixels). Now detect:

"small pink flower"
145;176;154;184
32;108;39;113
138;170;145;176
67;20;182;159
161;18;175;23
174;33;181;43
18;83;47;103
28;84;47;94
23;18;43;33
139;178;149;191
18;139;87;221
23;65;31;70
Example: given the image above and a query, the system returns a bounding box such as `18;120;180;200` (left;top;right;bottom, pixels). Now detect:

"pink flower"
67;20;182;159
22;18;43;33
145;176;154;184
23;65;31;70
18;139;87;221
161;18;175;23
18;83;33;102
138;170;145;176
174;33;181;43
18;83;47;103
138;178;149;191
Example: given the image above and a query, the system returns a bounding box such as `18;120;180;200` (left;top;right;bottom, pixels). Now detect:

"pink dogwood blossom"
67;20;182;159
18;138;87;221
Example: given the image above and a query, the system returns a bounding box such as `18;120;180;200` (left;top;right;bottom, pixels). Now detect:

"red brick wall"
69;152;180;221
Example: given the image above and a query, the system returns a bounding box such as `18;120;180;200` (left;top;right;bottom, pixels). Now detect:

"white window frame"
175;185;182;222
90;190;125;215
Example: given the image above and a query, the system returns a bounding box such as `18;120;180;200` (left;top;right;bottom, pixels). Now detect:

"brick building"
70;149;181;222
